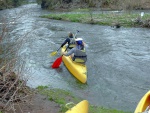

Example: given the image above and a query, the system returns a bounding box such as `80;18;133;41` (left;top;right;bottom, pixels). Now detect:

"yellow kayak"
61;46;87;83
65;100;89;113
134;90;150;113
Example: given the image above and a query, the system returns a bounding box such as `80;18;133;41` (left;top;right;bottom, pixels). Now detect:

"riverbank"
0;85;132;113
0;0;27;10
0;72;132;113
34;86;132;113
41;9;150;28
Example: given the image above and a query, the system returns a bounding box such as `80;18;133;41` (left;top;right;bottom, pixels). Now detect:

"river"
0;3;150;112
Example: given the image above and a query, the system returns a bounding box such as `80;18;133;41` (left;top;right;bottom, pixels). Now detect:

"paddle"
51;56;62;68
51;30;79;68
51;45;69;68
50;46;61;56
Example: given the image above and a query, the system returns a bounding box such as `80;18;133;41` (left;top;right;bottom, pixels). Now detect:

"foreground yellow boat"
61;46;87;83
134;90;150;113
65;100;89;113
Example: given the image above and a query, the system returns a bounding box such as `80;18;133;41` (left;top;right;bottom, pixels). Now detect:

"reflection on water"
0;3;150;112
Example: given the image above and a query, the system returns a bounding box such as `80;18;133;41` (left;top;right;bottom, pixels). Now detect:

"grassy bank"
41;11;150;28
37;86;132;113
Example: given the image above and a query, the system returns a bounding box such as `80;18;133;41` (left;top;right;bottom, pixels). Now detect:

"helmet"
75;38;83;45
68;32;73;38
75;38;83;41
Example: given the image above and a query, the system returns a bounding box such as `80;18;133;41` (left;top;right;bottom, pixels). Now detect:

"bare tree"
0;9;35;113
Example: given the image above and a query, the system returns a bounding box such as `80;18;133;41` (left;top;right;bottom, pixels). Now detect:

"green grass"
41;12;150;28
36;86;79;112
41;13;89;22
89;106;131;113
36;85;132;113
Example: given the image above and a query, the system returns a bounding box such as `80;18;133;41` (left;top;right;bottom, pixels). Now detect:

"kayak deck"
134;90;150;113
65;100;89;113
61;46;87;83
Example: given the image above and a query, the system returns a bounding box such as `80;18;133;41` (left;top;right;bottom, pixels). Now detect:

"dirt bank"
13;94;61;113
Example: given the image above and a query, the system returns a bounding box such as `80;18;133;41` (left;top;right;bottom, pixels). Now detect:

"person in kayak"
61;32;76;49
62;38;87;64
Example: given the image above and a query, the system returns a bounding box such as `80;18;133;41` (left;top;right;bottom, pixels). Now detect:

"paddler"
62;38;87;64
61;32;76;49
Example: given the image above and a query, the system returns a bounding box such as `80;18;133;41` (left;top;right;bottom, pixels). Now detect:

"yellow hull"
61;47;87;83
65;100;89;113
134;90;150;113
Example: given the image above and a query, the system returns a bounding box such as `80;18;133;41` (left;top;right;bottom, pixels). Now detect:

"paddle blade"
50;51;57;56
51;56;62;68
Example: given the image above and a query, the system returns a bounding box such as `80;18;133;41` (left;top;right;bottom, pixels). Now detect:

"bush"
0;0;27;10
